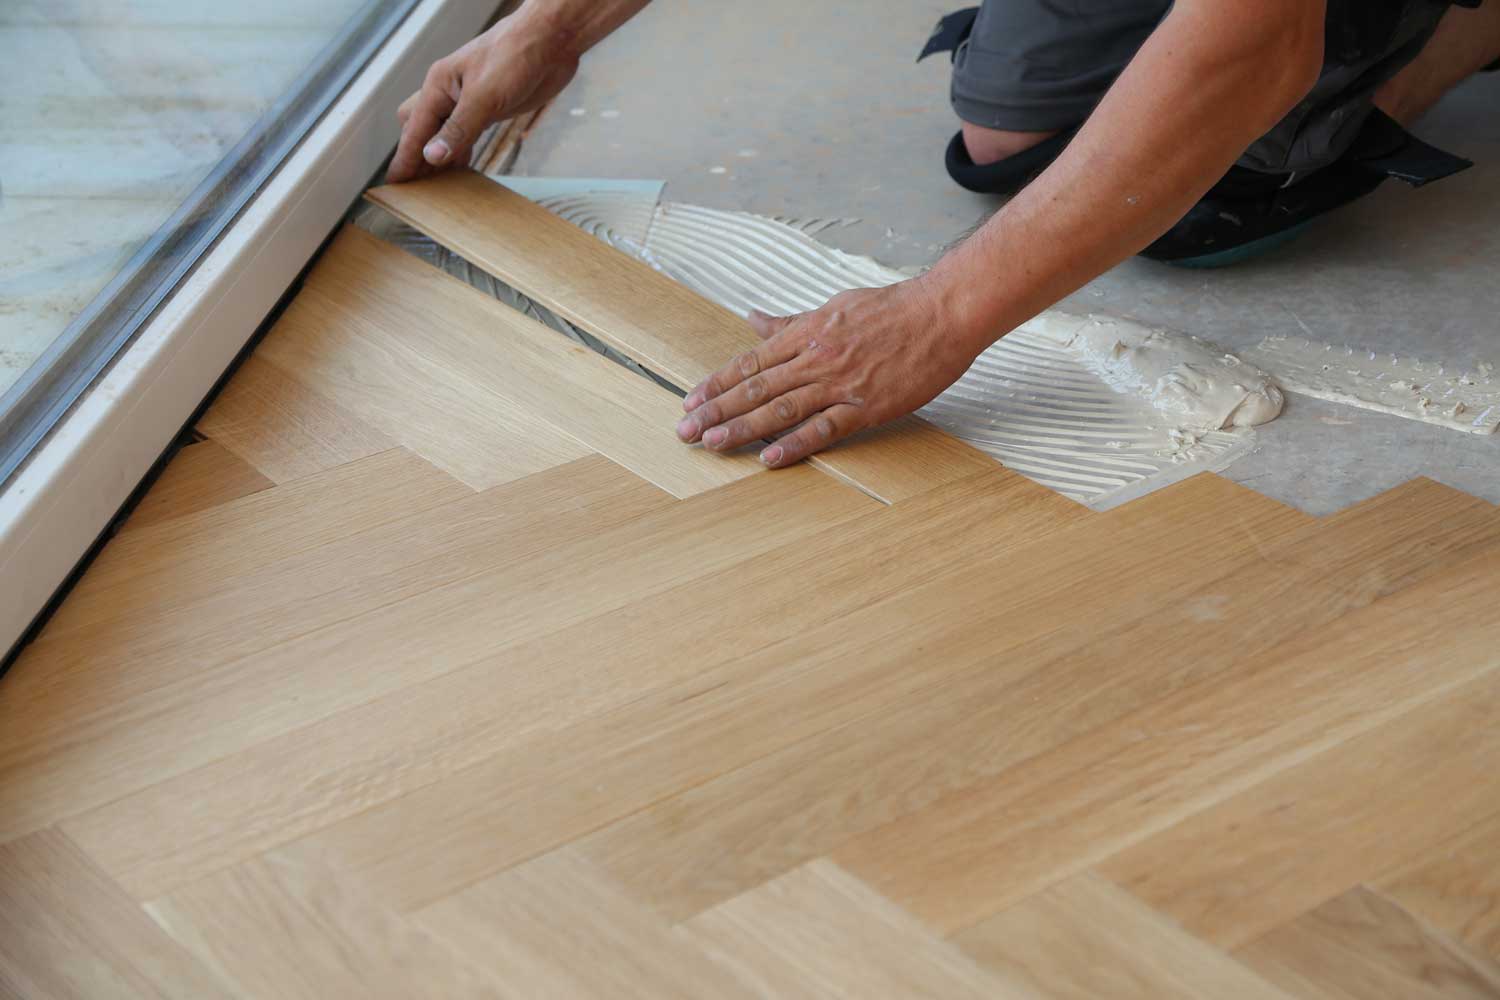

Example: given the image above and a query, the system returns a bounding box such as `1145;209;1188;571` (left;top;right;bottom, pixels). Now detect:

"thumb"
423;89;491;168
747;308;794;340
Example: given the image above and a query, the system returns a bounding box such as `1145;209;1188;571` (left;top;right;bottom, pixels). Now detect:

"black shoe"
1141;109;1472;267
944;126;1081;195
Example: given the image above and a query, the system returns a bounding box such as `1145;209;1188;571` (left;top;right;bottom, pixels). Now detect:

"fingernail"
423;138;451;164
761;445;784;466
676;416;699;440
683;390;703;410
704;427;728;449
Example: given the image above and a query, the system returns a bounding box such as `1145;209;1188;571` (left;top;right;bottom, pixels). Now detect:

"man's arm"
387;0;651;182
677;0;1326;468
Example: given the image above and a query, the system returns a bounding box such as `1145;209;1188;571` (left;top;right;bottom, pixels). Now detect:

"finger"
698;384;832;452
747;308;794;341
396;90;418;126
760;403;865;468
387;79;454;183
677;358;809;444
424;84;493;169
682;331;803;412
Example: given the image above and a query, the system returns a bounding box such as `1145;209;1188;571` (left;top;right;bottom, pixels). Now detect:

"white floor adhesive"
525;188;1262;505
362;184;1274;506
1246;335;1499;435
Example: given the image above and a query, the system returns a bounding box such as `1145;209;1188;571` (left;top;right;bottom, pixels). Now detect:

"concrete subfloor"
511;0;1499;514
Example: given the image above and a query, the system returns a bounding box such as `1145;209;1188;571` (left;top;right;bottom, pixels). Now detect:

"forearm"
925;1;1324;354
507;0;653;59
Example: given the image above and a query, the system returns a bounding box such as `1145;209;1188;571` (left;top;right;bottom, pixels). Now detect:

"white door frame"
0;0;502;662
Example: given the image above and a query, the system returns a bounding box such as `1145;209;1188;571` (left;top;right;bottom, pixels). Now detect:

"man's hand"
387;19;578;183
675;279;983;467
387;1;651;183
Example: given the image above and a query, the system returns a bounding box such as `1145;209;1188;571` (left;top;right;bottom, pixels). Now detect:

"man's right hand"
386;16;580;183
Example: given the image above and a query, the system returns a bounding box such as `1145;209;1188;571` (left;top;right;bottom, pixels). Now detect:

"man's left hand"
675;279;980;467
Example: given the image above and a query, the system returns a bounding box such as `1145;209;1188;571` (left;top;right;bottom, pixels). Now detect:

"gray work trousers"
950;0;1461;173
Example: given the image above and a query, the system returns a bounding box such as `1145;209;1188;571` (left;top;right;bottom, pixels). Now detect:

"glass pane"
0;0;409;480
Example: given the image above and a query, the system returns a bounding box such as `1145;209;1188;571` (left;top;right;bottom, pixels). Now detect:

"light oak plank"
591;481;1476;920
123;439;273;531
259;288;592;490
40;468;867;874
681;861;1036;999
366;170;999;502
1101;668;1500;949
146;853;507;1000
952;872;1293;1000
283;474;1294;913
0;830;229;1000
364;170;770;403
197;353;393;483
30;447;469;642
835;543;1500;935
63;467;1056;901
9;460;667;847
5;457;665;775
1237;886;1500;1000
415;850;753;999
306;225;765;498
1380;814;1500;960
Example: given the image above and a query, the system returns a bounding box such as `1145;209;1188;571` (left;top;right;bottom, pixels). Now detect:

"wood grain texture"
284;227;766;497
681;862;1035;999
366;170;999;502
836;544;1500;935
280;474;1270;914
8;167;1500;996
257;287;591;490
1102;665;1500;949
415;851;753;999
60;466;871;898
196;353;393;483
14;457;665;759
1237;887;1500;1000
1380;814;1500;961
953;873;1293;1000
146;852;507;1000
577;475;1310;921
29;447;469;643
0;830;229;1000
123;439;273;531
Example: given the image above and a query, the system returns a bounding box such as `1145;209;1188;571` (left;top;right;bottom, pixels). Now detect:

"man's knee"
959;121;1060;165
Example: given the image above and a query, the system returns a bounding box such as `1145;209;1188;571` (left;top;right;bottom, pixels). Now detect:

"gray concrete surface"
512;0;1500;513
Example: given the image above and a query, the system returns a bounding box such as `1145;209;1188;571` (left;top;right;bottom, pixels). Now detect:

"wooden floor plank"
680;861;1036;999
0;830;230;1000
41;469;867;883
414;850;754;999
258;287;592;490
4;457;664;771
834;543;1500;935
197;353;394;484
1379;814;1500;961
1101;668;1500;949
29;447;469;642
1236;886;1500;1000
145;852;508;1000
365;170;999;502
278;474;1293;914
952;873;1293;1000
6;459;669;846
123;439;274;532
584;480;1500;922
286;227;767;497
61;467;1054;901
